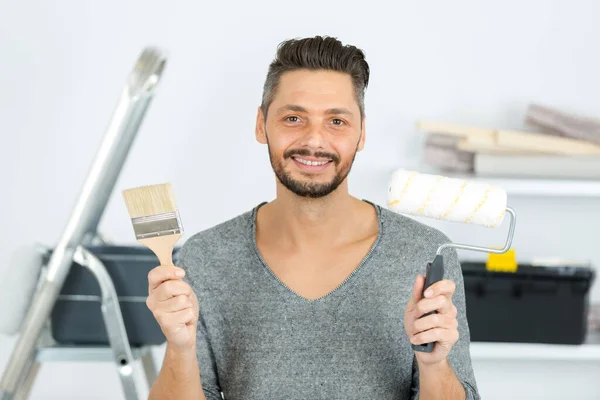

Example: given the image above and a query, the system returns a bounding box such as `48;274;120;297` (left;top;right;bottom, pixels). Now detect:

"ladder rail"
73;246;143;399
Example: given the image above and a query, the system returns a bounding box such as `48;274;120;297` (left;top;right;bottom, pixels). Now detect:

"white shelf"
462;176;600;198
403;166;600;197
470;334;600;361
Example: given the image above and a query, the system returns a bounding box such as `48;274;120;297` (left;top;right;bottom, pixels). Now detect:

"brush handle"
138;234;181;266
412;254;445;353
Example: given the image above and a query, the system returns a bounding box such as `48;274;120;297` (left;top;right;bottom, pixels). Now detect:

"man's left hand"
404;274;459;366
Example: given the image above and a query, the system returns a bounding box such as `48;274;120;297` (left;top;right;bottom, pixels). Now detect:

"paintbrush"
122;183;183;266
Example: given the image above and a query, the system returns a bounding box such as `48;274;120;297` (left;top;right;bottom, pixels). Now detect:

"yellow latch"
486;249;518;272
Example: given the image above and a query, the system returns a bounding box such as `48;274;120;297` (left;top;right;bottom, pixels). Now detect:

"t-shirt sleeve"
410;237;480;400
178;240;224;400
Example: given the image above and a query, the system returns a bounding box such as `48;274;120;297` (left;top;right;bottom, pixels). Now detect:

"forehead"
271;69;358;112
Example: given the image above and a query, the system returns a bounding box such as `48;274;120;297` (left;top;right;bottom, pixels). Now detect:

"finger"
410;327;459;346
147;294;191;313
415;295;452;317
408;274;426;307
148;265;186;291
423;279;456;299
153;294;193;313
153;280;193;302
413;312;458;334
156;308;197;331
190;292;200;313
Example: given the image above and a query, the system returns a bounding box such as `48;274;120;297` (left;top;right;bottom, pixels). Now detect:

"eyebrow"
275;104;355;117
276;104;307;114
325;107;354;116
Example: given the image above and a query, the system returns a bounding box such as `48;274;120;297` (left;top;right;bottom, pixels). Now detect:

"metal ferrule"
131;211;183;239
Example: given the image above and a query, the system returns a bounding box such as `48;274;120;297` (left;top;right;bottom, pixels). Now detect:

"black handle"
412;254;445;353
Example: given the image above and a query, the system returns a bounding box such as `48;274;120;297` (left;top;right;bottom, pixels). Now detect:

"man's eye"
285;116;299;123
332;118;345;126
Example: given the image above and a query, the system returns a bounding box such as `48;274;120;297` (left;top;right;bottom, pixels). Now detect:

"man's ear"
357;116;366;152
255;106;267;144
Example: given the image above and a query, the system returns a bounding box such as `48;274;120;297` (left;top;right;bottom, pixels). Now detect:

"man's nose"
301;122;327;149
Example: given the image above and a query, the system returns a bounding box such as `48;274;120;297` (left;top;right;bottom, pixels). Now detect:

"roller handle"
412;254;445;353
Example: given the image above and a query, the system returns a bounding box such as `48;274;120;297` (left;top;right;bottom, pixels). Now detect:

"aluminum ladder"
0;46;168;400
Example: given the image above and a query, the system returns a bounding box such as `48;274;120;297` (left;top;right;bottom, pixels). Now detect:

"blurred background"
1;0;599;399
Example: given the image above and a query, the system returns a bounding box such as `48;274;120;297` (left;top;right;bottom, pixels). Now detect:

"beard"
266;134;359;199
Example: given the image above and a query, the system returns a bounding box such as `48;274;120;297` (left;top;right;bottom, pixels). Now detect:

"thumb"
408;274;425;308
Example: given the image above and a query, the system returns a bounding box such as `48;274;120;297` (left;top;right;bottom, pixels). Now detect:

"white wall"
1;0;599;398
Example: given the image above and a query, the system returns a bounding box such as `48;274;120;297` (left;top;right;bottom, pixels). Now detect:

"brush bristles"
122;183;178;219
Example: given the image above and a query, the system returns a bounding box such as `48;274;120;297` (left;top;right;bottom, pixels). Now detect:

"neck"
261;180;365;249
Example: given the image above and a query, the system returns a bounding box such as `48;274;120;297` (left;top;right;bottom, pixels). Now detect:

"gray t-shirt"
179;201;479;400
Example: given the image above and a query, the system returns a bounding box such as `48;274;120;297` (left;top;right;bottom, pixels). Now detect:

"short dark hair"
261;36;370;119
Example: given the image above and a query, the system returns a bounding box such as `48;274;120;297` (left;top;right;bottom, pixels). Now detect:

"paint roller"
387;169;516;352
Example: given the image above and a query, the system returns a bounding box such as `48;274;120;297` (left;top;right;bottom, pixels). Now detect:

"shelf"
460;175;600;198
409;166;600;197
470;333;600;361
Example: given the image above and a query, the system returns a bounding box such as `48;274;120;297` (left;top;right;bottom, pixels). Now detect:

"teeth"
295;157;329;166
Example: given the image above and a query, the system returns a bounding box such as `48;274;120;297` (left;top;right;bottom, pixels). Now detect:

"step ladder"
0;46;169;400
11;245;160;399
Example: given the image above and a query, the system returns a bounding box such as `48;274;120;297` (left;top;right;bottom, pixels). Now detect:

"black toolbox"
49;246;180;346
462;261;595;345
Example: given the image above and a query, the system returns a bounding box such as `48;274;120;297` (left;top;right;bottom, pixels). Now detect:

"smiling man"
146;36;480;400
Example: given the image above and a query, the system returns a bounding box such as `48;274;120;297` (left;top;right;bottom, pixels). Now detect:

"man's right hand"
146;265;199;350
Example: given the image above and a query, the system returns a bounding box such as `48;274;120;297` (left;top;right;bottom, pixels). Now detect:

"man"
146;36;479;400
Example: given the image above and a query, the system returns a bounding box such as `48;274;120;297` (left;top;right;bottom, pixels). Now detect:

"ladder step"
35;345;153;363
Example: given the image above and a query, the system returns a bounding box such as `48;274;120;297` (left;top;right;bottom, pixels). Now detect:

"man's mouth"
291;156;333;171
292;156;330;166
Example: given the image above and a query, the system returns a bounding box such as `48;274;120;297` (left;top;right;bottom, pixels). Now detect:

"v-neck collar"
250;200;383;303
